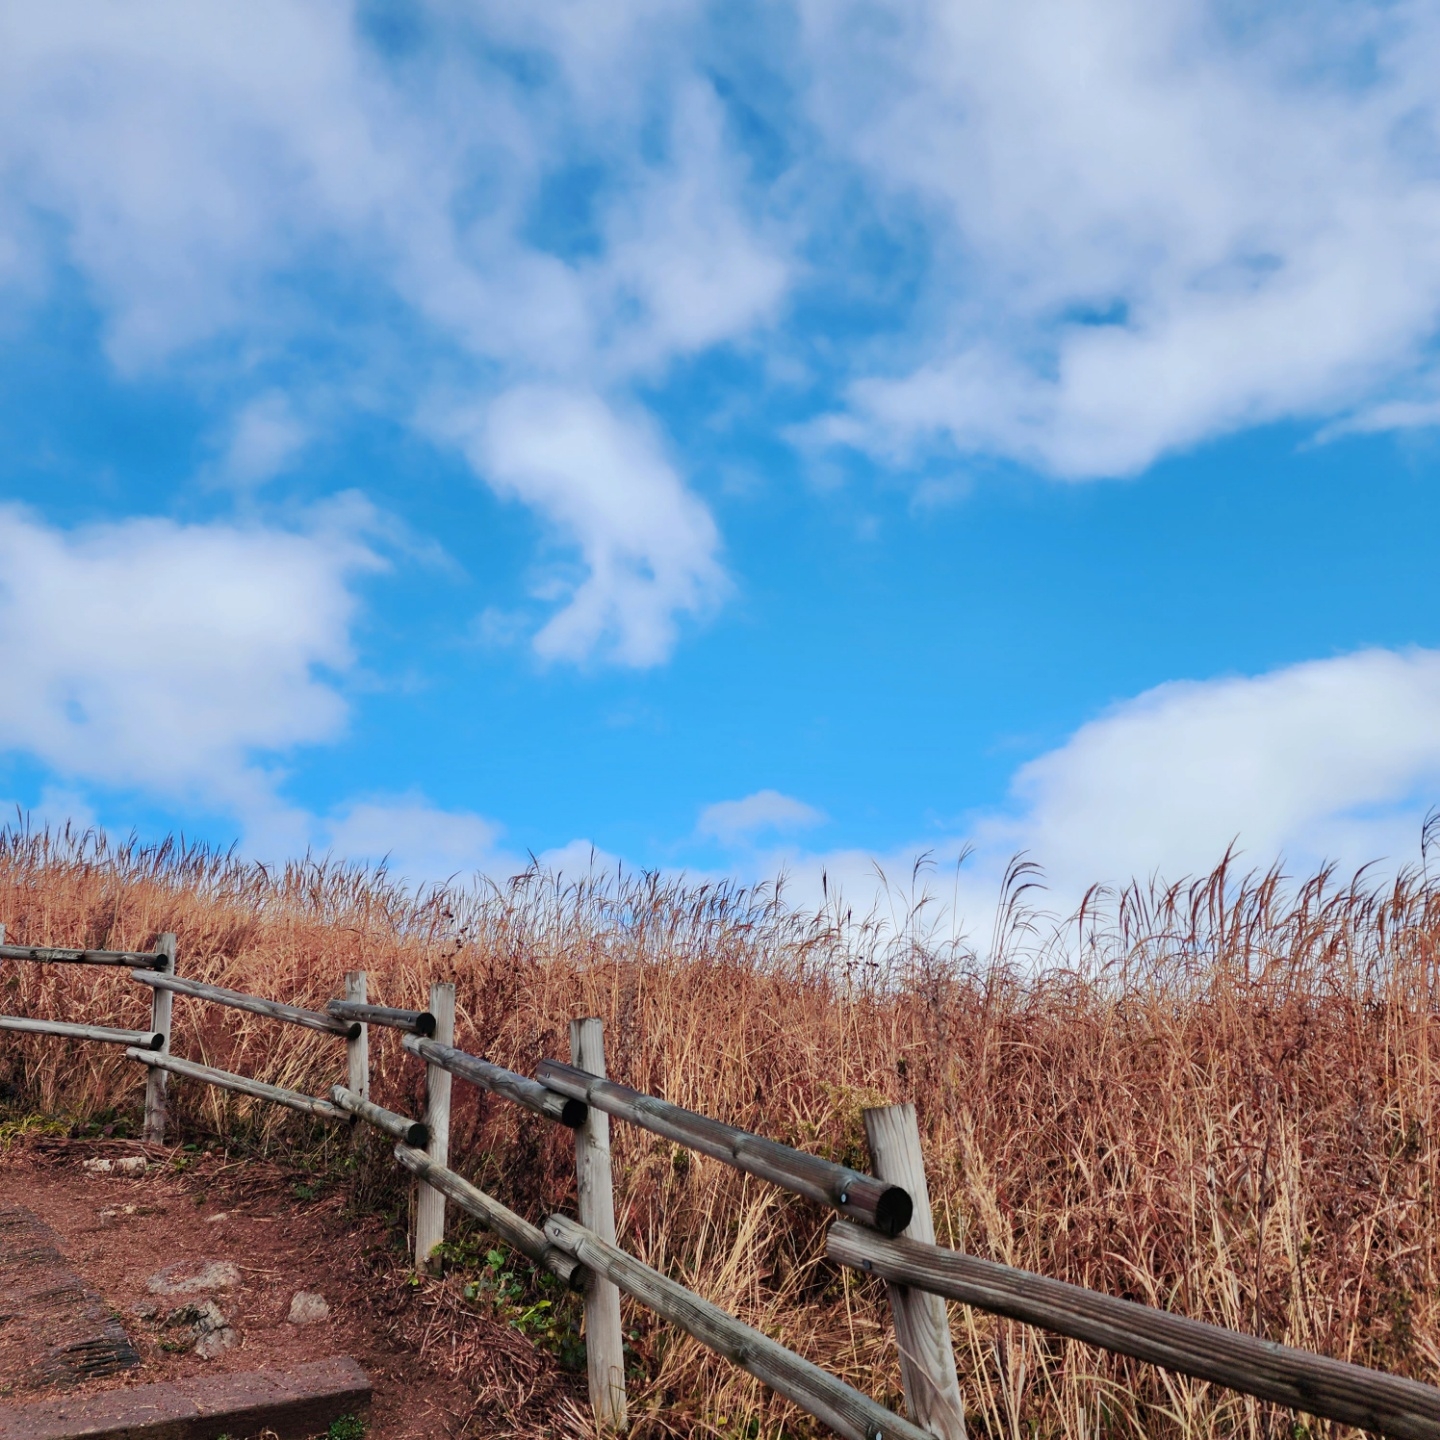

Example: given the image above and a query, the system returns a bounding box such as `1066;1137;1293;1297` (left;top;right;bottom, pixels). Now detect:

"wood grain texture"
329;996;436;1037
415;981;455;1273
130;968;357;1037
142;933;175;1144
126;1047;347;1123
571;1018;628;1431
545;1214;929;1440
826;1224;1440;1440
393;1143;587;1290
537;1058;912;1236
343;971;370;1102
0;943;166;968
0;1015;162;1048
331;1084;428;1146
404;1035;585;1126
863;1106;968;1440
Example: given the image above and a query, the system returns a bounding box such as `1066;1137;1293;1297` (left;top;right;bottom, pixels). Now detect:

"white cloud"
320;794;522;888
0;501;381;815
220;391;310;488
981;647;1440;890
538;837;625;878
757;649;1440;934
455;386;727;666
697;789;827;846
0;2;780;664
597;80;789;372
801;0;1440;476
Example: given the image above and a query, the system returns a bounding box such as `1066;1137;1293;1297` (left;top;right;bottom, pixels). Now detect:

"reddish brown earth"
0;1139;586;1439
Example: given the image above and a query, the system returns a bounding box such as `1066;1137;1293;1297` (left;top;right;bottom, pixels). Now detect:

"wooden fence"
5;923;1440;1440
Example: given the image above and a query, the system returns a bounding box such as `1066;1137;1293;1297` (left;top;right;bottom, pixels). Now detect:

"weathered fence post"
142;933;176;1145
571;1017;628;1430
344;971;369;1102
414;980;455;1272
864;1103;968;1440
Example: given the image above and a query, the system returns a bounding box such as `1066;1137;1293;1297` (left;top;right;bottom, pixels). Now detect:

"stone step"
0;1355;372;1440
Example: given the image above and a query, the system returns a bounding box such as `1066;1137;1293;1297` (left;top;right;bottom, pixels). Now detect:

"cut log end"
144;1031;166;1052
560;1097;588;1129
415;1011;438;1038
345;1021;362;1040
873;1185;914;1239
405;1121;430;1148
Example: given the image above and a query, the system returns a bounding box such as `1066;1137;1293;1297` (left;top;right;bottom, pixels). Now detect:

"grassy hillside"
3;822;1439;1440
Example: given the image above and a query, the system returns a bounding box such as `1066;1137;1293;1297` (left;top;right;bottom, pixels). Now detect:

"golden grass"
4;821;1440;1440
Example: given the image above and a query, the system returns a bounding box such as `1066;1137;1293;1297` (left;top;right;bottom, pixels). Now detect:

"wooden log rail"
131;970;358;1038
545;1214;931;1440
330;1084;428;1147
537;1058;913;1237
126;1048;347;1123
1;942;167;968
404;1035;587;1127
393;1143;587;1291
0;1015;163;1048
326;999;436;1036
827;1224;1440;1440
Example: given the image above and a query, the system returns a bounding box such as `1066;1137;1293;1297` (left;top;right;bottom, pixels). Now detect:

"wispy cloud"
318;793;521;888
770;648;1440;930
800;0;1440;477
447;386;728;667
697;789;827;846
4;0;1440;664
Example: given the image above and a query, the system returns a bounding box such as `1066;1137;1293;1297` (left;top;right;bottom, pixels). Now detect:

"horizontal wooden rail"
326;1000;436;1036
125;1049;347;1123
545;1214;928;1440
403;1036;586;1128
0;1015;164;1048
131;971;358;1038
2;943;166;969
537;1060;912;1237
827;1224;1440;1440
394;1144;587;1290
330;1085;428;1146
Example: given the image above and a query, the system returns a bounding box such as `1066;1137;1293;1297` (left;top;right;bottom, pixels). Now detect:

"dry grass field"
3;821;1440;1440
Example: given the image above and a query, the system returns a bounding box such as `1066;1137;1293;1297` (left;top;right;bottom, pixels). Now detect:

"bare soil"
0;1137;586;1439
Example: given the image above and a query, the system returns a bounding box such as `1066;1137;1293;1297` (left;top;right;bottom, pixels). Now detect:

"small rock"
195;1326;239;1359
162;1298;239;1359
84;1156;146;1176
287;1291;330;1326
164;1299;227;1331
205;1211;229;1224
146;1259;241;1295
127;1300;160;1322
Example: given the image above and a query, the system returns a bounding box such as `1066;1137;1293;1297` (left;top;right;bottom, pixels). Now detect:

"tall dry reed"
3;820;1440;1440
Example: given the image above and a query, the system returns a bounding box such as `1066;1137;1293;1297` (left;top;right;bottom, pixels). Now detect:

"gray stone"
287;1291;330;1326
161;1299;238;1359
81;1156;146;1177
163;1300;226;1332
146;1259;240;1295
195;1326;239;1359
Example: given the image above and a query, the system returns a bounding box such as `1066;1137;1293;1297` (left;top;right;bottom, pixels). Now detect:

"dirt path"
0;1138;585;1439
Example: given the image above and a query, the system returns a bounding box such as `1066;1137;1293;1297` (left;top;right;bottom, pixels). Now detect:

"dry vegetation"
4;821;1440;1440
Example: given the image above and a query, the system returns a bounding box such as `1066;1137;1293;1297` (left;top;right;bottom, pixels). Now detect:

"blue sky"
2;0;1439;925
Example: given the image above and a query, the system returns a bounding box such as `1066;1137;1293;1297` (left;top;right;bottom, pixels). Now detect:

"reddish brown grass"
3;822;1440;1440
